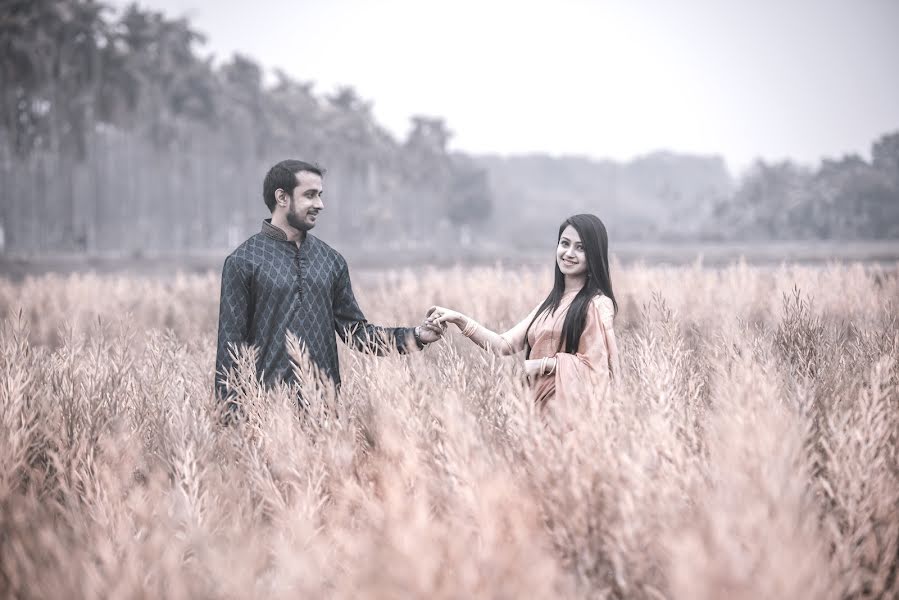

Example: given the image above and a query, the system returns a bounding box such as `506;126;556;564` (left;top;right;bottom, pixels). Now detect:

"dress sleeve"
551;296;614;401
596;295;615;330
215;255;253;400
332;262;418;354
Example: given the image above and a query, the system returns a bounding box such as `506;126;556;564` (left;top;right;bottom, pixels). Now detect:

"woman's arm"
428;304;540;356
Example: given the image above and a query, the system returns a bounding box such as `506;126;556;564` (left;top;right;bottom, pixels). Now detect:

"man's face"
283;170;324;232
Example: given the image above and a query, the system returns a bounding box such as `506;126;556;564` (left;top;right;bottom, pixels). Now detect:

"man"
215;159;441;405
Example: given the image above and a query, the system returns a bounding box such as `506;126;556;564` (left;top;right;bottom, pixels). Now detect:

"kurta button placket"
295;243;303;302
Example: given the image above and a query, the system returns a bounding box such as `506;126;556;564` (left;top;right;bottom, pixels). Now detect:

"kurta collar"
261;219;290;241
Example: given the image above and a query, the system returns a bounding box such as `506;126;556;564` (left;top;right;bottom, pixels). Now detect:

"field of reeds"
1;262;897;599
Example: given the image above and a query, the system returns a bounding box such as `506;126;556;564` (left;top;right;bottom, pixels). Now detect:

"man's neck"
270;214;306;245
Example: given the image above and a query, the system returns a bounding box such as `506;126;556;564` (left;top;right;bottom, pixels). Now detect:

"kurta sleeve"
332;263;418;354
552;295;614;401
215;255;253;399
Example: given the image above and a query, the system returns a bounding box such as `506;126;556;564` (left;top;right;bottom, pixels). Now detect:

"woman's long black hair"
525;214;617;358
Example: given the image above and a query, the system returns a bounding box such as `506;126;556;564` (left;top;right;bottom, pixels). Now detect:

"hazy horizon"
103;0;899;175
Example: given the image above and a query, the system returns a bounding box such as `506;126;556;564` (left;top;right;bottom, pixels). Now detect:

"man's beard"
286;199;314;231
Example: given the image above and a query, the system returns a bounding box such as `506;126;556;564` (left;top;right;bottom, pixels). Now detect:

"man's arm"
332;263;422;354
215;255;253;399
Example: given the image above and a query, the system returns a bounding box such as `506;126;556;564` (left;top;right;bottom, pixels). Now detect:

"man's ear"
275;188;288;207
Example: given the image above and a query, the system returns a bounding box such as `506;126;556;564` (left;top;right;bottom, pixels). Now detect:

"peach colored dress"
528;291;615;406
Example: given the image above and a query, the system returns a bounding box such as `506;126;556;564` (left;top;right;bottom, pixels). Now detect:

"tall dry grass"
0;262;897;599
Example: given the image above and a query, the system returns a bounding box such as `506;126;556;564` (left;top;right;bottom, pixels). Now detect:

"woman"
428;214;620;406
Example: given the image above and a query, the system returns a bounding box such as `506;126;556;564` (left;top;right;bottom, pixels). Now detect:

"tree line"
706;133;899;240
1;0;895;258
0;0;491;256
478;131;899;246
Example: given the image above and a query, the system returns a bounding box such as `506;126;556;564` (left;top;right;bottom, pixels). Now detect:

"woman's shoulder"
591;294;615;326
591;294;614;310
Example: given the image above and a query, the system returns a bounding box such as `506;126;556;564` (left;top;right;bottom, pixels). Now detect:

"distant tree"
871;131;899;181
849;172;898;238
406;116;451;153
810;155;869;237
709;137;899;240
446;160;492;227
267;69;321;153
118;5;215;146
328;86;368;113
0;0;49;154
0;0;121;157
218;53;270;154
726;160;811;237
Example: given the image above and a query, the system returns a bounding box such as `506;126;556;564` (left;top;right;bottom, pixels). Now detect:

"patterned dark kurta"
215;219;418;398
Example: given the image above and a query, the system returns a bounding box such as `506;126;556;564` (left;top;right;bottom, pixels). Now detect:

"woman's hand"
426;306;468;330
524;358;556;379
427;306;518;357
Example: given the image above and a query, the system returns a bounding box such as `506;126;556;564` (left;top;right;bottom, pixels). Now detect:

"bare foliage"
0;263;897;598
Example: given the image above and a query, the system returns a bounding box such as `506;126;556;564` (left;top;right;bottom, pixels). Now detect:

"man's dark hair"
262;160;325;212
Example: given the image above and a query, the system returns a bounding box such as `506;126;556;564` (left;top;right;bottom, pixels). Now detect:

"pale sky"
108;0;899;173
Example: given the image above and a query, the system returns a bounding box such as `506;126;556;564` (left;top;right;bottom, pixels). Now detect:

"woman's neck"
564;275;586;294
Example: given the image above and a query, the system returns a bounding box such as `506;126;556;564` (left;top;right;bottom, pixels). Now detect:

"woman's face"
556;225;587;278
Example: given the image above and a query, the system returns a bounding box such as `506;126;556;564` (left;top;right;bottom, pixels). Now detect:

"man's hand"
416;322;444;345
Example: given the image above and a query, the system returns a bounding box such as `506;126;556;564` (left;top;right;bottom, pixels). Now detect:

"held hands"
413;305;466;346
415;322;443;344
426;306;467;330
415;305;452;345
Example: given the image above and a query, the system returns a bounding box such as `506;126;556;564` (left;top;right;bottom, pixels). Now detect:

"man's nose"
314;196;324;210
